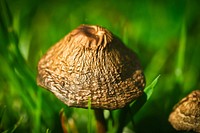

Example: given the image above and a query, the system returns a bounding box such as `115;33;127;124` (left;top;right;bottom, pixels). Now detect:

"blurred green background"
1;0;200;132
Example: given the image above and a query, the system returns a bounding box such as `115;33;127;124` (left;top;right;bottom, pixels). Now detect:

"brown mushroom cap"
37;24;145;110
168;90;200;132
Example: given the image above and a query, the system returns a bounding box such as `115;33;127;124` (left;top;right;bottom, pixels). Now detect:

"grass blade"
117;75;160;132
175;21;186;84
130;75;160;115
144;75;161;100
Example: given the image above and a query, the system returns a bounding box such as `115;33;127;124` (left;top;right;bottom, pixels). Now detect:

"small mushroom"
37;24;145;132
168;90;200;133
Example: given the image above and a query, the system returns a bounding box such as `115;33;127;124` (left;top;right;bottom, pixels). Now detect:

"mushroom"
168;90;200;133
37;24;145;132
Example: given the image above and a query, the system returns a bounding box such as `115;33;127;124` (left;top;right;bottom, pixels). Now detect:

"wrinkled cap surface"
168;90;200;132
37;24;145;110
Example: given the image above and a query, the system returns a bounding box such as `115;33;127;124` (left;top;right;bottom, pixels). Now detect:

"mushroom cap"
37;24;145;110
168;90;200;132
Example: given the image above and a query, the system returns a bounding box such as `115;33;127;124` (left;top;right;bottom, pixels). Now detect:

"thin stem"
94;109;107;133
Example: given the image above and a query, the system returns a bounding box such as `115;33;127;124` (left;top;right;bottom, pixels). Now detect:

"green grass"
1;0;200;133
